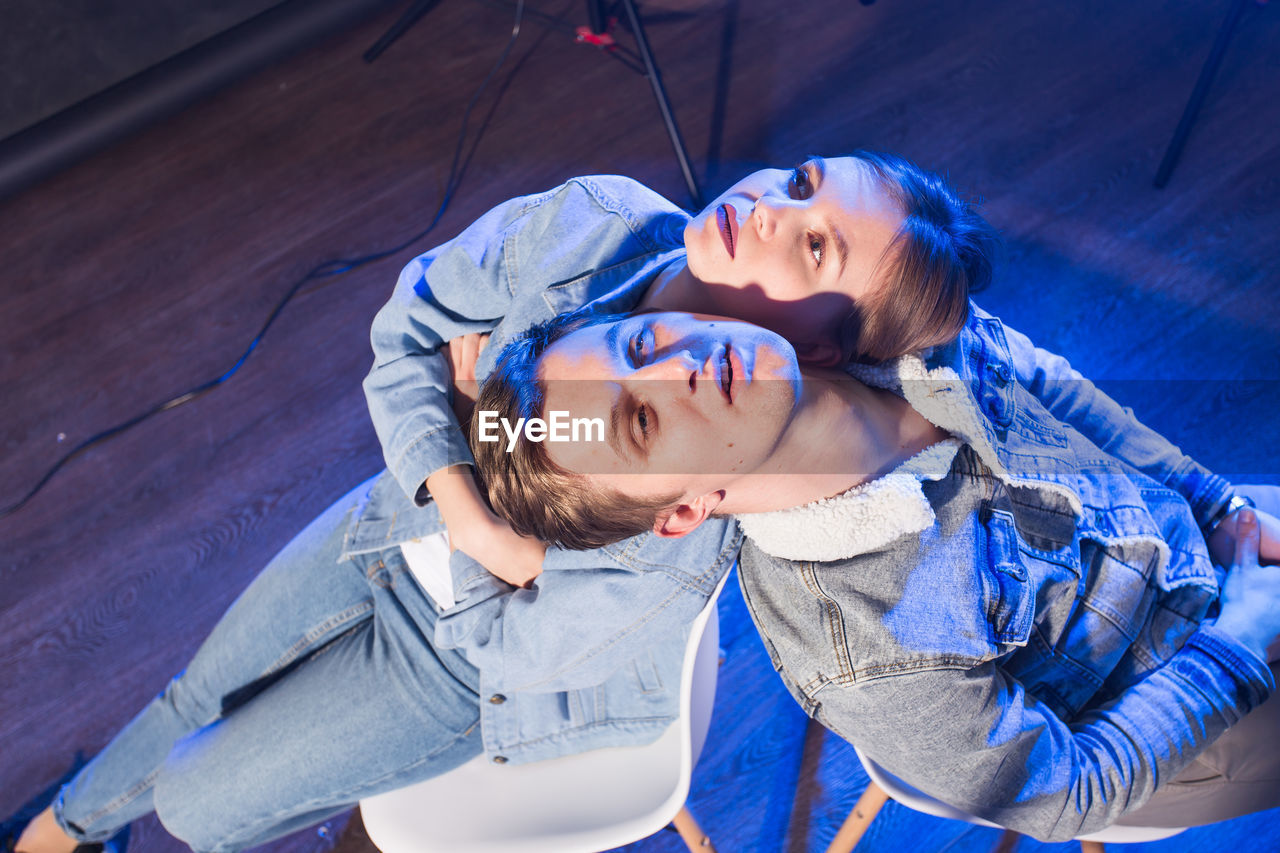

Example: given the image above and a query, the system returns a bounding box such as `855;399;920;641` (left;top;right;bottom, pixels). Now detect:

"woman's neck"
638;259;714;314
724;370;949;515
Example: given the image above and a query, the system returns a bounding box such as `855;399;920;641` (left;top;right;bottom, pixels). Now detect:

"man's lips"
714;343;743;404
716;204;736;259
720;344;733;402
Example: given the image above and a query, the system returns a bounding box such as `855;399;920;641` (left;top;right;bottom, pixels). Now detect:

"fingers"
1234;509;1260;570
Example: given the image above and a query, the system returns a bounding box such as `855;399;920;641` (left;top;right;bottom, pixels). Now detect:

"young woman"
17;152;995;853
471;307;1280;841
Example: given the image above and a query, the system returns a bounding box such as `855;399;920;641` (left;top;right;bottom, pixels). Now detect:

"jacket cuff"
1183;624;1276;711
1169;458;1235;530
392;424;477;506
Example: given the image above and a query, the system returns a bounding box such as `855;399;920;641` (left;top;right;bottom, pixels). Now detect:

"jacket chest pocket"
981;508;1036;646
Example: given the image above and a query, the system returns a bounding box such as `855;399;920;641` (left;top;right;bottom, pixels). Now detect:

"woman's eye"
789;165;813;200
807;232;825;267
636;404;651;438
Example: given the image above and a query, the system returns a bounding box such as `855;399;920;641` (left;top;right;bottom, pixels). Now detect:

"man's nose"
637;349;699;387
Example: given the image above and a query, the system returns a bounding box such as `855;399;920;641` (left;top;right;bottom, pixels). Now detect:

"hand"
451;513;546;589
442;332;491;423
1214;511;1280;661
1208;506;1280;568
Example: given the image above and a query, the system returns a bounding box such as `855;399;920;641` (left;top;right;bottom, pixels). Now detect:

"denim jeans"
54;476;483;853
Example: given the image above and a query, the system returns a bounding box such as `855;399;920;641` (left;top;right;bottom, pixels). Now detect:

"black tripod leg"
618;0;703;207
1154;0;1250;188
364;0;446;63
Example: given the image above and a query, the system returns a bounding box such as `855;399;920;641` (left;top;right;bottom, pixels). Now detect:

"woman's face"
536;312;802;503
683;156;906;356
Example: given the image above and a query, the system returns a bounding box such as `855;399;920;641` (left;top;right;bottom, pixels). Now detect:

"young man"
472;307;1280;841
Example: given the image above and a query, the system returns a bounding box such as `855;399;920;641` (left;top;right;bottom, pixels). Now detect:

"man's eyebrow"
604;321;623;360
606;385;646;463
607;388;627;461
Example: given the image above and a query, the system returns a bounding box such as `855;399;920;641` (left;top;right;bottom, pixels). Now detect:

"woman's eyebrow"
831;224;849;277
809;155;827;182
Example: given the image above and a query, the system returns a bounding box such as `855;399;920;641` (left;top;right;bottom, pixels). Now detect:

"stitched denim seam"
258;600;376;679
542;251;668;295
71;766;162;835
493;714;675;750
800;562;854;684
392;425;464;482
517;540;738;689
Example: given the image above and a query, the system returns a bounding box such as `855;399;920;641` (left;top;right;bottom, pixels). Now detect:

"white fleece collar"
736;439;961;561
737;353;1082;561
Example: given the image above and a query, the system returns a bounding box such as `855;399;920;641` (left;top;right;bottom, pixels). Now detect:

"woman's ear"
793;339;845;367
653;491;725;538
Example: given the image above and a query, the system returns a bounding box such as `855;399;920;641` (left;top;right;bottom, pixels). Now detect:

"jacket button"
489;694;507;705
492;755;508;764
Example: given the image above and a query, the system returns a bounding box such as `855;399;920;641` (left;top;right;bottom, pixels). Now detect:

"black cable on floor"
0;0;528;521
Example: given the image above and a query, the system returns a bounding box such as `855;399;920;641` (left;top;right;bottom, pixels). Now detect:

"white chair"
828;745;1187;853
358;571;730;853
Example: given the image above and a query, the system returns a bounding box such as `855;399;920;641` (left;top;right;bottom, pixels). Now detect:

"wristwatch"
1204;493;1257;535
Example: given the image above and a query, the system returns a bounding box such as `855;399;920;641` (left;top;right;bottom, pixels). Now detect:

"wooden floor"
2;0;1278;851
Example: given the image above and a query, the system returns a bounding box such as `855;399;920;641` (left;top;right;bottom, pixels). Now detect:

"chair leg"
992;827;1021;853
671;805;717;852
1078;842;1106;853
826;781;890;853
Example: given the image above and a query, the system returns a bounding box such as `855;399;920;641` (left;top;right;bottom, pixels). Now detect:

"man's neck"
722;372;948;515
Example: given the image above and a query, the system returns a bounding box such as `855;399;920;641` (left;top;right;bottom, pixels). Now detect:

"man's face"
536;312;802;503
683;156;906;356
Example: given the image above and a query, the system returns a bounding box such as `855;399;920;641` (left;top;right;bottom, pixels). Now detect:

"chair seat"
360;723;691;853
359;572;726;853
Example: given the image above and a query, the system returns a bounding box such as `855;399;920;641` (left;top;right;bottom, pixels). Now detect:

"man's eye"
631;331;647;365
789;165;813;200
807;232;825;267
636;404;651;438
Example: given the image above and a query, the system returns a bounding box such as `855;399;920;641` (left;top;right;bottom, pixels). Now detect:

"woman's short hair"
846;150;1001;363
469;310;682;551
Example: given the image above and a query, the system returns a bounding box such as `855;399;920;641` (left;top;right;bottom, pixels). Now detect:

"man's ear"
793;339;844;367
653;491;725;539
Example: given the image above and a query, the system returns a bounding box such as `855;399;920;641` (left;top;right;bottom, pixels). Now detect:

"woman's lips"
716;204;735;258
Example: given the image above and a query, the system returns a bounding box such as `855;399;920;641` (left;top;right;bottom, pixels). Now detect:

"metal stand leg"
364;0;445;63
618;0;703;207
1153;0;1250;188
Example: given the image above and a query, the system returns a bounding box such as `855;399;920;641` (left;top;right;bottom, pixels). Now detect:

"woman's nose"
752;195;788;240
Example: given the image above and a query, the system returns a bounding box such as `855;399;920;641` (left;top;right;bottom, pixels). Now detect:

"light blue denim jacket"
738;307;1274;841
352;176;741;765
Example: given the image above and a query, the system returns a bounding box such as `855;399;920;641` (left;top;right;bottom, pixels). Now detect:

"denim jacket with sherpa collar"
737;305;1272;841
348;175;742;766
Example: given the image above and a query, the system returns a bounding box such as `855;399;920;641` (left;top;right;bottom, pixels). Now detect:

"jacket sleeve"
363;175;674;502
993;310;1235;527
433;518;742;693
363;185;562;502
822;625;1273;842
